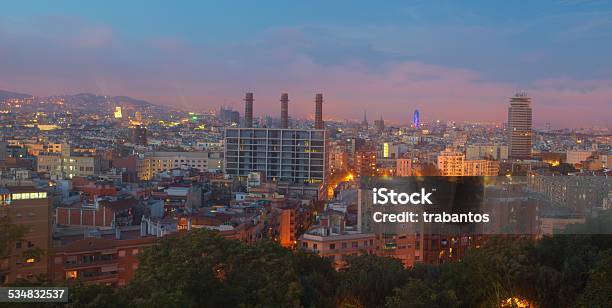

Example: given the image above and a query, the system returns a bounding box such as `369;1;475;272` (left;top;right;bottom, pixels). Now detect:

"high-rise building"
218;106;240;124
413;109;420;128
507;93;532;159
0;187;51;284
128;125;147;146
374;116;385;133
114;106;123;119
227;93;328;199
224;128;327;197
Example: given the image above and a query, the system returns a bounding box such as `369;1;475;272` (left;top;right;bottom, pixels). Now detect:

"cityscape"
1;1;612;307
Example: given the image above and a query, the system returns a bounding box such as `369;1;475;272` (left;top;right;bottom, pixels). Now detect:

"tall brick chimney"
315;93;324;129
244;92;253;128
280;93;289;129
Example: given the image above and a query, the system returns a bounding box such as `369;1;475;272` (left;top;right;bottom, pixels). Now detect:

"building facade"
466;144;509;161
437;149;465;176
0;187;51;284
37;153;104;179
508;93;532;159
137;151;223;180
463;159;500;176
355;150;377;177
224;128;327;198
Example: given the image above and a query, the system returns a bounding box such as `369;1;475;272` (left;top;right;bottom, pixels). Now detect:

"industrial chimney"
244;92;253;128
280;93;289;128
315;93;324;129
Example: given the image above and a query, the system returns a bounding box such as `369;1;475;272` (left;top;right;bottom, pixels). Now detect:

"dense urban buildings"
1;2;611;306
0;88;610;293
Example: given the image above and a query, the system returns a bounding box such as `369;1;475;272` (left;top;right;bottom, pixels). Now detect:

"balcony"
79;272;119;283
63;258;117;270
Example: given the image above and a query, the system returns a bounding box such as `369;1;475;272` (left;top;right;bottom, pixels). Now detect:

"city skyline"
1;1;612;128
1;3;610;305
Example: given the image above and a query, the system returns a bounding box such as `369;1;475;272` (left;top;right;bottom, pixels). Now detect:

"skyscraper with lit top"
412;109;420;128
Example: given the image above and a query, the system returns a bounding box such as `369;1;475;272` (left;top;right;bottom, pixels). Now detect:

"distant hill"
61;93;162;111
0;90;32;100
0;89;170;114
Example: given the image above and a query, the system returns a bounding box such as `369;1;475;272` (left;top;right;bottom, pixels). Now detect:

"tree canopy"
5;212;612;307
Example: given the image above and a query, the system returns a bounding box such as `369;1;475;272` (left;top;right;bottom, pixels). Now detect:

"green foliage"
384;238;538;308
8;214;612;307
123;229;303;307
293;251;338;308
385;277;460;308
578;250;612;306
0;214;29;258
336;254;407;308
67;283;124;308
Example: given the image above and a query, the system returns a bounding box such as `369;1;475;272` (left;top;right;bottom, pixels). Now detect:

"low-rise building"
52;229;156;287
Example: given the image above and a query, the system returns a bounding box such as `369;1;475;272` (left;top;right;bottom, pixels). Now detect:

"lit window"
66;271;78;279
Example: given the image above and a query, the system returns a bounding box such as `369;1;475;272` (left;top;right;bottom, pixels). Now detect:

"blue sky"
1;1;611;127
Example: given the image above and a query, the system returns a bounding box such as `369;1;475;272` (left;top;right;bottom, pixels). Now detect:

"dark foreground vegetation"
7;211;612;308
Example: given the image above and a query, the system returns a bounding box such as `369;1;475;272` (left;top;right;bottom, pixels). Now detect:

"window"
342;242;347;249
351;241;358;248
65;256;77;265
66;271;78;280
15;241;22;249
132;249;139;255
329;244;335;250
118;250;126;257
313;244;318;250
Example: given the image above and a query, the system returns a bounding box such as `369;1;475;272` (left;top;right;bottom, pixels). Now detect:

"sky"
1;0;611;128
